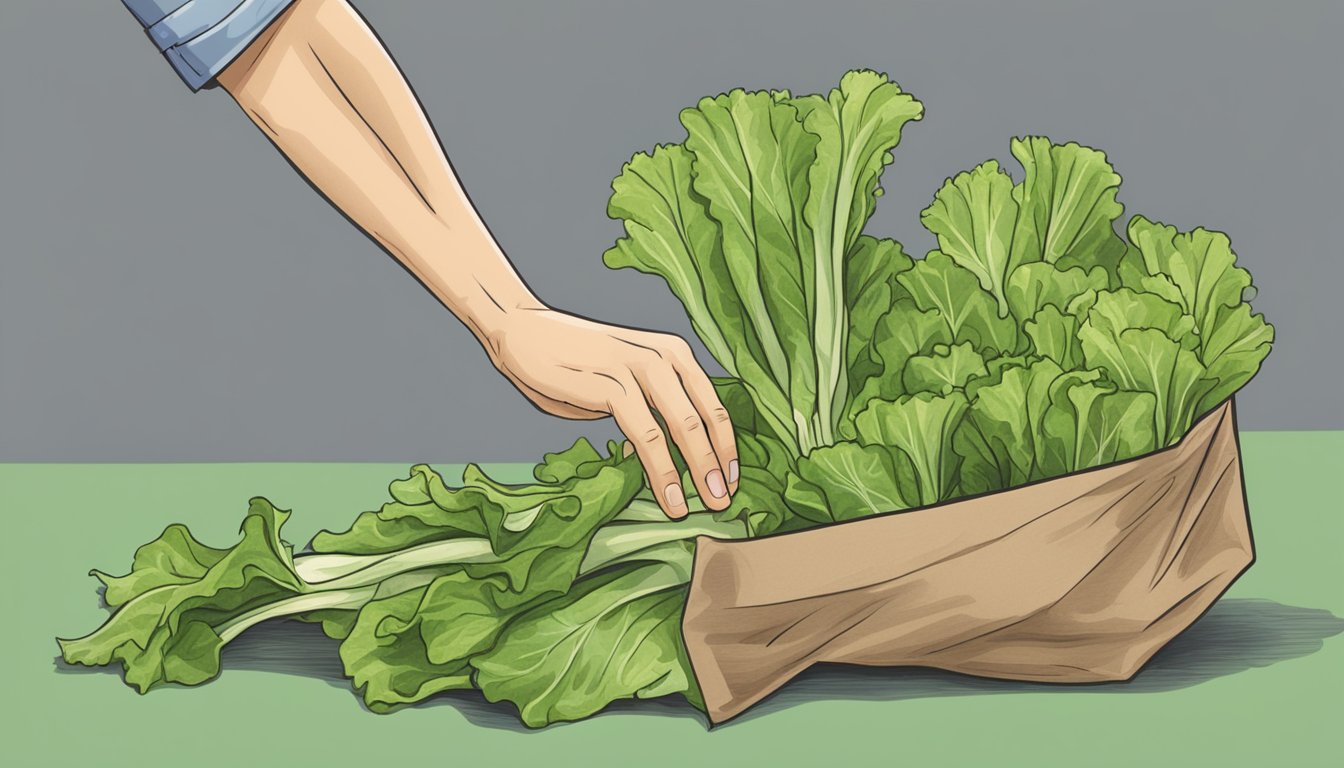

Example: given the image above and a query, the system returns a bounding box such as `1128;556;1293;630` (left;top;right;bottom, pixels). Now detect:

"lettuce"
60;71;1273;728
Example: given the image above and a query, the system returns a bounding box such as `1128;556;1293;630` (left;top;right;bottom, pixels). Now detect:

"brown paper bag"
682;399;1253;724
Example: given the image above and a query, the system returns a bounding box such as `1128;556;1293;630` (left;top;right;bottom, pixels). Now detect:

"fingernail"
706;469;727;499
728;459;739;485
663;483;686;514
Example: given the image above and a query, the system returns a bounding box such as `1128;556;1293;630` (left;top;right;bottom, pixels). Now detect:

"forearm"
216;0;540;351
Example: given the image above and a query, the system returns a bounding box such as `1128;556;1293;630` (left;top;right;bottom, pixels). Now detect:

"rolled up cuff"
123;0;299;91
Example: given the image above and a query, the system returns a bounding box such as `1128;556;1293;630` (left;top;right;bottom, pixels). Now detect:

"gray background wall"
1;0;1339;463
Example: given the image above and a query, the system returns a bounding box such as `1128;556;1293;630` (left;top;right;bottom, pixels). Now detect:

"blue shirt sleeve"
123;0;299;91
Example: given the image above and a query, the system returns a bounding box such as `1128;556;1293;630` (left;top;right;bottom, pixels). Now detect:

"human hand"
485;307;738;519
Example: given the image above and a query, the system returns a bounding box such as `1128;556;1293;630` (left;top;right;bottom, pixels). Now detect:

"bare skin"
216;0;737;518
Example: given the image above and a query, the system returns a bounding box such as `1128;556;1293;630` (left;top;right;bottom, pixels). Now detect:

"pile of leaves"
59;71;1272;727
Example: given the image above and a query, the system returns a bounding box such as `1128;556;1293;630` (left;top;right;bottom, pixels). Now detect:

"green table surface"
2;431;1341;767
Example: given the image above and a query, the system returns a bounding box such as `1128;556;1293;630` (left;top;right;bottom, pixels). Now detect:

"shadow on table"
58;597;1344;732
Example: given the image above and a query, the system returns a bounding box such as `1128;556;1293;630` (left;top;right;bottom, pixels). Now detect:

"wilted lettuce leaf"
340;585;473;713
312;440;644;604
472;563;699;728
60;499;306;692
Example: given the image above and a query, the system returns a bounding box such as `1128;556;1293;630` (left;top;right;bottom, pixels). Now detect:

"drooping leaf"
59;499;307;692
312;440;644;605
340;586;473;713
472;563;699;727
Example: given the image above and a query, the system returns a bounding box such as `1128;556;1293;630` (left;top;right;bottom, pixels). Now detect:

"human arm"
210;0;737;517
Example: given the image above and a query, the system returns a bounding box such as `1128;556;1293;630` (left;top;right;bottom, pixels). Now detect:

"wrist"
430;222;546;349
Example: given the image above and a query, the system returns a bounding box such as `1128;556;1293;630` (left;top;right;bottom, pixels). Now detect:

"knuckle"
632;350;663;373
665;336;693;358
709;407;733;425
640;427;665;445
681;414;704;432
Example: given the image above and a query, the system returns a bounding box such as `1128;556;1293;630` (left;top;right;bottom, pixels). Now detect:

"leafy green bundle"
59;70;1272;727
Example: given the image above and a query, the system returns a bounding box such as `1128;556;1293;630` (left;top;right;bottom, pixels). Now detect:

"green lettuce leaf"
845;235;915;404
1079;324;1215;446
897;252;1020;356
312;440;644;606
1005;262;1109;324
953;359;1064;495
1040;372;1159;472
340;585;473;713
1121;215;1274;412
854;391;970;506
840;298;954;437
472;562;698;728
902;342;989;396
1197;302;1274;413
59;499;309;692
921;160;1021;317
1025;304;1084;369
783;442;914;523
793;70;924;443
1009;137;1127;275
604;145;799;452
683;90;818;444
